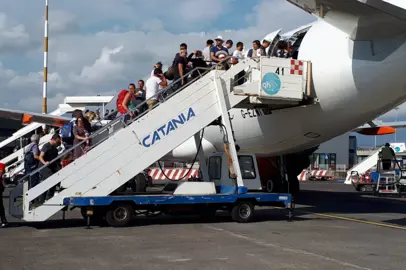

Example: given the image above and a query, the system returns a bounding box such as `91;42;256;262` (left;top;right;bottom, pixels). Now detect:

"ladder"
374;158;405;196
8;56;313;222
344;148;381;184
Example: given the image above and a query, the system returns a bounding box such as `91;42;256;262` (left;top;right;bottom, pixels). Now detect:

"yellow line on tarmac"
297;210;406;231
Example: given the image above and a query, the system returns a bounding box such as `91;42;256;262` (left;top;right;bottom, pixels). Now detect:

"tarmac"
0;181;405;270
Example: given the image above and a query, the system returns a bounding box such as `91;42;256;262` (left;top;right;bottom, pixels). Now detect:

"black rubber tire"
130;173;147;192
360;186;367;192
105;204;133;227
231;201;254;223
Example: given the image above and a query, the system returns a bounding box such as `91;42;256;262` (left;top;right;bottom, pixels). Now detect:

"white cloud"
0;12;30;52
72;45;126;86
49;10;79;34
0;0;319;112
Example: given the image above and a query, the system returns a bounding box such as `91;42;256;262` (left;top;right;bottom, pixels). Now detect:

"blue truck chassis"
63;189;293;228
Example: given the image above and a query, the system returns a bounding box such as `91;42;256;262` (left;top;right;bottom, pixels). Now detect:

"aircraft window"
229;155;256;179
208;156;221;180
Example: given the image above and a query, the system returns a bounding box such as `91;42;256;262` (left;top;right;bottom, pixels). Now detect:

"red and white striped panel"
297;170;310;181
148;168;199;181
290;59;304;75
311;170;329;177
297;170;334;181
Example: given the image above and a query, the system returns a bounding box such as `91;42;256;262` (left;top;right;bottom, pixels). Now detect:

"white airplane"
2;0;406;192
169;0;406;182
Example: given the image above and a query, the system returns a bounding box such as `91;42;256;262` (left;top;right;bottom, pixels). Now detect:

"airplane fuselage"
168;20;406;161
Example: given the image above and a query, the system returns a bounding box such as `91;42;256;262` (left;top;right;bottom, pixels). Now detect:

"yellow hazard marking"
297;210;406;231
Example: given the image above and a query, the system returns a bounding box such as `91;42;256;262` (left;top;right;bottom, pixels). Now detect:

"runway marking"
296;210;406;231
206;225;371;270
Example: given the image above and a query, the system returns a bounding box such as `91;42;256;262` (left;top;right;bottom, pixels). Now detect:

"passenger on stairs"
203;39;214;64
261;38;272;57
73;116;91;160
225;39;233;53
24;134;41;189
151;62;163;77
171;48;189;91
246;40;265;59
122;83;143;122
231;42;246;86
210;36;229;68
232;42;245;61
379;143;396;170
188;50;209;80
0;162;8;227
38;134;62;201
145;68;167;111
135;79;147;113
273;41;291;58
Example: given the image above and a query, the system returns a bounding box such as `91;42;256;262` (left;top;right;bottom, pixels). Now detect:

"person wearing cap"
24;134;41;189
0;162;8;227
210;36;229;64
145;68;168;111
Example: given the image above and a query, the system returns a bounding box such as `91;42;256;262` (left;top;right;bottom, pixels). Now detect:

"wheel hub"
239;204;251;219
113;207;128;221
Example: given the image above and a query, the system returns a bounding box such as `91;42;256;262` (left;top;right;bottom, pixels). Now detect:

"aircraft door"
262;29;282;57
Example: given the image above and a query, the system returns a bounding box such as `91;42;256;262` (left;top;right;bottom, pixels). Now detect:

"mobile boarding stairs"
372;159;406;196
9;56;315;222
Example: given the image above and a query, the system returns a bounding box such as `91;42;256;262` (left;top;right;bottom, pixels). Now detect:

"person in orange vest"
0;162;8;227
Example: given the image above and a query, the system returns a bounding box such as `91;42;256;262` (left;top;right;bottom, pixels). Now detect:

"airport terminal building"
310;132;356;172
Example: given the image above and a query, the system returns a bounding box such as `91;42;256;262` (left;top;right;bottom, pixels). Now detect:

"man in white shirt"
202;39;214;63
145;68;168;111
232;42;245;62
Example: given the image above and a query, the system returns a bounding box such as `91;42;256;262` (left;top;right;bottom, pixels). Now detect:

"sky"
0;0;405;146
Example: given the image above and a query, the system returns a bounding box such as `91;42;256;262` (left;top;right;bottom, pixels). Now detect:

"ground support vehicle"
63;152;293;228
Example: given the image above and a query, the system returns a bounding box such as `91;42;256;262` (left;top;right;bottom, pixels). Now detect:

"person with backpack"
60;110;84;150
24;134;41;189
117;83;143;123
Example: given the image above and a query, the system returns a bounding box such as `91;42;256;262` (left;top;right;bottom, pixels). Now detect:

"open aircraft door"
261;29;282;56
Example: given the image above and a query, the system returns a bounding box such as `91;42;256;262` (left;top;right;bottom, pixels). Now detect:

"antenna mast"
42;0;49;114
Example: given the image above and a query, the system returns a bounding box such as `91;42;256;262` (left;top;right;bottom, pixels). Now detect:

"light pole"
42;0;49;114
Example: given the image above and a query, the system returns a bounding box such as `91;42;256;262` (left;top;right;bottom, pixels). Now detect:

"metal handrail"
6;109;119;175
20;56;233;185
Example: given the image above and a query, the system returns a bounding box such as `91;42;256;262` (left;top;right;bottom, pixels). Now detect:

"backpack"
24;143;39;172
60;122;74;144
116;89;128;114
